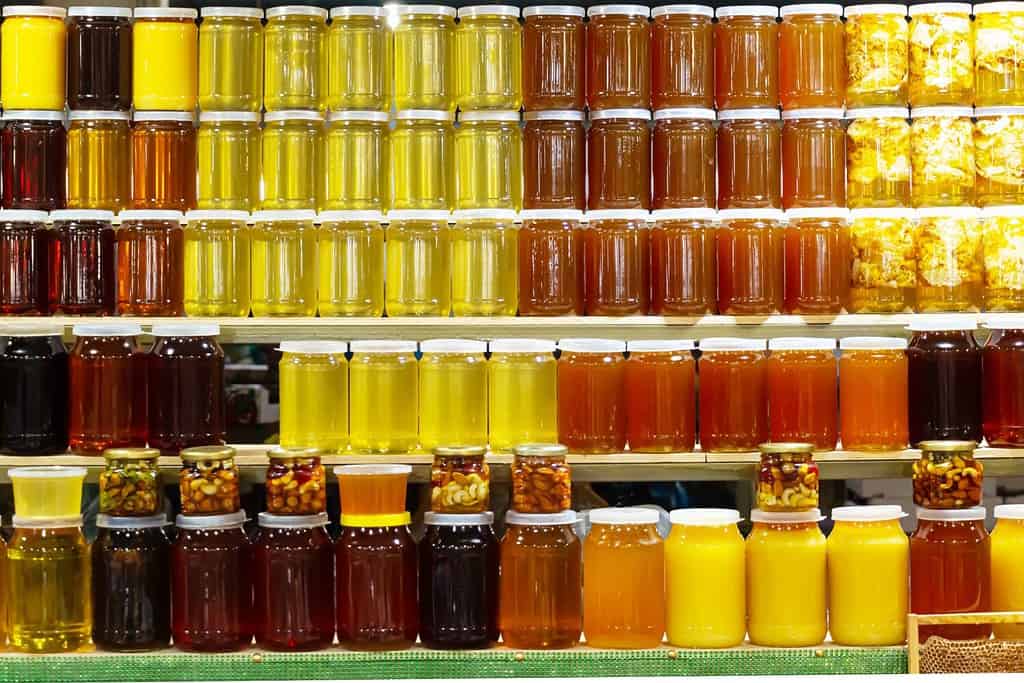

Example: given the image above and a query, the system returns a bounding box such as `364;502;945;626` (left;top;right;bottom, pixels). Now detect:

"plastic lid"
0;325;63;338
340;512;411;528
768;337;836;351
505;510;578;526
844;3;908;15
651;4;714;16
330;6;388;18
50;209;116;223
68;6;134;17
558;338;627;353
489;338;557;354
587;4;650;16
916;506;986;521
718;208;786;223
784;207;850;221
150;323;220;337
585;209;651;222
176;511;247;529
670;508;742;526
68;110;131;122
264;110;324;123
782;107;845;120
699;337;767;352
97;514;170;529
627;340;696;352
258;512;329;528
839;336;908;350
452;209;518;222
589;507;660;525
318;210;385;223
459;4;520;17
750;509;825;523
327;110;389;123
850;207;916;220
395;4;458;17
519;209;585;222
386;209;451;222
974;106;1024;118
133;111;195;123
118;210;185;223
201;6;265;18
846;106;910;119
0;209;48;223
523;110;586;122
651;208;717;222
425;511;495;526
349;340;418;354
185;210;250;223
653;107;716;121
459;111;520;123
394;109;453;122
265;5;329;18
906;314;978;332
994;504;1024;520
9;466;87;480
716;4;779;16
523;4;586;15
72;323;143;337
333;464;413;476
4;5;67;18
832;505;907;522
974;0;1024;11
983;314;1024;330
252;210;318;222
908;1;971;13
911;106;974;118
589;108;652;121
2;110;65;122
12;515;83;529
199;111;261;123
421;338;487;354
780;3;843;15
717;108;781;121
916;207;980;220
134;7;198;18
277;341;348;355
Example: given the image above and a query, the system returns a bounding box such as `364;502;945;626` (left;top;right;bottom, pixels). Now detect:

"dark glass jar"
419;512;499;649
91;514;171;651
171;511;254;652
0;210;49;315
907;322;983;445
983;319;1024;447
67;8;133;111
147;324;225;455
0;333;68;455
254;513;334;651
48;210;117;315
116;210;185;316
1;111;67;211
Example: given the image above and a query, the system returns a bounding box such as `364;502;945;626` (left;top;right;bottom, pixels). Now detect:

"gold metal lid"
513;443;569;457
918;440;977;452
180;445;236;462
103;447;161;461
267;446;321;459
433;445;487;457
758;442;816;454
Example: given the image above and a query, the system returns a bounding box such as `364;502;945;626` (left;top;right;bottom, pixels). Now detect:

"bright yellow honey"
450;211;519;316
385;211;452;317
391;112;455;211
197;113;261;211
1;8;67;110
454;6;522;110
487;340;558;451
324;112;389;211
67;113;131;212
262;111;324;211
393;6;456;111
418;340;489;451
251;211;318;317
348;342;420;454
183;210;252;317
264;6;327;111
318;211;385;317
132;9;198;111
198;7;264;111
279;342;349;453
326;7;392;111
454;112;523;210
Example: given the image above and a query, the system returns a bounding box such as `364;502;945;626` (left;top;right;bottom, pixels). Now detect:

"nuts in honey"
179;445;241;515
266;446;327;515
100;447;162;516
913;440;983;509
757;442;820;512
511;443;572;513
430;445;490;513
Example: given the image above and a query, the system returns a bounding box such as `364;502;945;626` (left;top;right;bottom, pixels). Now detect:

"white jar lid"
505;510;578;526
318;210;386;223
420;339;487;354
72;323;143;337
459;4;520;17
523;5;586;17
265;5;328;19
974;106;1024;118
768;337;837;351
386;209;451;222
489;338;557;354
199;111;261;124
670;508;742;526
699;337;768;352
908;1;971;14
716;4;779;17
97;514;170;529
974;0;1024;11
651;208;717;222
185;210;250;223
133;111;195;123
910;106;974;119
844;3;908;16
3;110;65;122
349;340;418;354
202;6;265;18
906;314;978;332
652;4;715;17
832;505;907;522
519;209;585;222
394;109;454;122
395;4;458;16
69;6;134;18
524;110;587;122
588;507;660;525
4;5;67;17
150;323;221;337
119;209;185;223
751;509;825;523
327;110;390;123
781;107;845;120
850;207;916;220
585;209;651;222
915;206;980;220
780;3;843;15
425;512;495;526
252;210;318;222
982;205;1024;219
134;7;198;19
718;208;786;222
846;106;910;119
264;110;324;123
279;341;349;354
627;340;696;352
0;209;48;223
12;515;83;529
994;504;1024;520
258;512;329;528
587;4;650;16
460;110;521;123
717;108;781;121
982;313;1024;330
654;107;716;121
50;209;116;222
68;110;131;122
9;465;87;480
839;336;908;350
589;108;652;122
558;338;626;353
452;209;518;222
784;207;850;221
916;506;986;522
176;511;247;529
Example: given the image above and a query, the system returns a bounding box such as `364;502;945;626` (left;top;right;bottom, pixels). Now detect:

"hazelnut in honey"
100;447;162;516
179;445;241;515
266;446;327;515
912;440;983;509
757;443;820;512
511;443;571;514
431;445;490;513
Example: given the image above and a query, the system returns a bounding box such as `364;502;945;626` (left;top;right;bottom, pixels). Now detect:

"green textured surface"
0;646;908;681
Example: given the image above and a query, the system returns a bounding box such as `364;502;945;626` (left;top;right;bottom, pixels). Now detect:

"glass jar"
522;5;585;110
196;112;261;212
0;210;49;315
327;5;391;111
910;107;975;207
975;2;1024;106
847;208;916;312
716;209;785;315
746;509;827;647
91;514;172;651
266;446;328;515
183;210;252;317
264;6;326;111
665;509;746;648
198;7;263;112
68;323;147;455
757;442;821;511
915;207;983;312
500;510;582;649
278;341;349;453
910;507;991;641
336;463;410;518
348;341;419;454
783;208;849;314
844;4;909;107
132;8;197;111
317;211;385;317
782;109;846;209
583;210;650;316
714;5;780;109
717;109;782;209
325;111;389;212
913;440;983;508
625;341;698;452
588;109;651;210
583;508;664;649
130;112;197;212
67;111;131;211
779;3;846;109
908;2;973;106
67;7;131;111
116;209;185;316
511;443;571;513
981;208;1024;311
649;208;716;315
1;110;66;211
488;340;559;450
557;339;627;453
393;4;455;111
0;6;67;110
172;511;254;652
983;318;1024;446
431;445;490;513
523;111;586;210
0;333;68;455
586;4;650;110
454;112;522;211
179;445;241;515
839;337;910;450
250;210;318;317
651;4;714;109
99;448;162;516
517;209;584;315
9;465;87;520
455;5;522;110
49;209;117;315
846;108;912;208
974;106;1024;206
827;506;909;646
419;512;499;649
698;338;769;452
384;210;451;316
450;210;518;316
419;339;489;449
261;111;323;211
766;338;838;449
907;319;983;444
254;513;334;651
991;504;1024;639
390;112;454;211
652;108;716;209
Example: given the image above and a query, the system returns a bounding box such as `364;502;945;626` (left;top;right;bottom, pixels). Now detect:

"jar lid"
489;338;557;353
433;445;488;457
258;512;329;528
588;507;660;525
974;106;1024;118
846;106;910;119
150;323;220;337
458;111;521;124
201;6;265;18
134;7;198;18
627;340;696;352
2;110;65;122
759;442;817;454
523;5;586;17
425;511;495;526
844;3;908;16
905;314;978;331
0;209;48;223
349;340;418;354
908;1;971;14
395;4;458;17
421;339;487;354
832;505;907;522
265;5;329;18
185;210;250;223
839;336;908;350
97;514;170;529
523;110;586;122
585;209;651;222
918;440;977;451
983;313;1024;330
279;340;348;354
768;337;836;351
589;108;652;122
133;111;195;123
340;512;412;527
267;445;322;459
982;205;1024;219
653;107;716;121
69;6;134;18
974;0;1024;11
68;110;131;122
180;445;236;462
4;5;67;18
780;3;843;15
916;506;986;521
119;209;186;222
670;508;742;526
699;337;767;352
750;509;824;523
394;109;454;122
716;4;779;17
334;464;413;476
0;326;63;338
587;4;650;16
9;465;88;480
452;209;518;222
72;322;143;337
330;6;388;18
252;210;318;222
103;447;161;461
718;208;786;222
910;105;974;118
514;443;569;457
917;207;981;220
994;504;1024;520
318;210;385;223
651;208;717;222
176;511;247;529
717;108;781;121
12;515;83;529
505;510;578;526
518;209;585;222
850;207;916;220
651;4;715;16
781;107;845;119
558;338;626;353
386;209;451;222
786;208;851;224
459;4;520;17
50;209;116;222
327;110;389;123
199;111;261;123
264;110;324;123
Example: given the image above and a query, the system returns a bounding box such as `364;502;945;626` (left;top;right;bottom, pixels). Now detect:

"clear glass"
184;214;251;317
451;216;518;316
430;449;490;513
264;11;325;111
586;12;651;110
116;216;185;316
197;118;261;212
512;451;571;513
348;349;419;454
518;215;583;315
523;118;586;210
67;117;131;211
455;12;522;110
326;10;391;111
523;13;585;110
49;215;117;315
198;13;263;111
393;9;454;111
1;118;66;211
982;211;1024;311
757;447;821;512
454;118;522;211
782;117;846;209
912;443;983;509
625;350;697;452
1;15;66;110
698;348;768;452
767;346;838;449
488;348;558;451
846;115;911;208
717;118;781;209
915;210;983;312
179;449;240;515
390;117;454;211
845;9;909;107
318;217;384;317
583;216;650;315
839;347;909;450
325;116;389;212
385;216;451;316
132;17;197;111
262;116;323;211
130;119;196;212
652;117;716;209
251;216;318;316
975;111;1024;206
0;216;48;315
68;333;147;455
716;216;784;315
557;349;627;453
99;450;161;516
910;114;975;207
651;10;714;109
419;349;488;450
649;217;716;315
779;10;845;109
265;452;327;515
847;209;916;312
279;349;348;453
908;8;973;106
975;7;1024;106
783;216;848;314
588;117;651;210
714;13;779;109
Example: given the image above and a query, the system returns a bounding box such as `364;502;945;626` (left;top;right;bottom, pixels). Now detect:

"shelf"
0;645;908;681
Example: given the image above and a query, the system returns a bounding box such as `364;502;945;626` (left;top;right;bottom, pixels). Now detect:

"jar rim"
699;337;767;352
716;108;781;121
523;110;586;122
199;111;261;123
651;4;715;16
983;313;1024;330
421;339;488;354
394;109;453;122
670;508;742;526
522;4;586;16
258;512;329;528
780;3;843;16
134;7;198;18
264;110;324;123
4;5;67;18
69;6;133;18
587;4;651;16
716;4;779;16
72;323;143;337
265;5;328;19
846;106;910;119
506;510;578;525
910;105;974;119
916;506;986;521
458;4;520;17
278;341;348;355
653;107;716;121
68;110;131;122
451;209;518;222
750;509;824;524
133;111;195;123
349;340;418;354
425;511;495;525
97;514;170;529
268;445;322;458
489;338;557;353
994;504;1024;520
9;465;87;480
589;108;652;121
768;337;836;351
839;336;908;350
180;445;236;461
176;511;247;529
558;338;627;353
0;209;48;223
318;210;385;223
650;208;717;222
201;6;264;18
907;1;971;14
585;209;651;222
831;505;907;522
627;340;696;352
519;209;584;222
185;210;250;223
252;210;317;222
120;209;186;223
588;507;660;525
844;3;908;16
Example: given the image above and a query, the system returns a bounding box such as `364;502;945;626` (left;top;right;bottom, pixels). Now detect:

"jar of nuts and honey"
912;441;983;509
266;446;327;515
511;443;572;514
431;445;490;513
100;448;163;516
757;443;820;512
179;445;241;515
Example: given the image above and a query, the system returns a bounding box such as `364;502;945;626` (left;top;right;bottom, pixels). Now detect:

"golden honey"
183;210;252;317
262;111;324;211
198;7;263;111
197;112;261;212
326;6;391;110
67;111;131;211
391;111;455;211
325;111;389;212
251;210;318;317
318;211;385;317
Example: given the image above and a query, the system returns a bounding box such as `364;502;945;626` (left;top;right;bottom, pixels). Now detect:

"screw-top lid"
589;108;652;121
267;445;322;459
150;323;220;337
425;511;495;526
2;110;65;122
779;3;843;15
850;207;916;220
9;465;87;480
258;512;329;528
459;110;521;123
751;509;824;523
264;110;324;123
844;2;907;14
781;107;845;120
832;505;906;522
670;508;742;526
133;111;195;123
198;111;261;124
452;209;518;222
252;210;318;222
420;339;487;354
201;6;265;18
846;106;910;119
651;208;717;222
588;507;660;525
97;513;171;529
265;4;329;19
906;314;978;332
916;506;986;521
0;210;48;223
558;338;627;353
908;1;971;14
585;209;651;222
50;209;116;222
180;445;236;462
716;3;779;17
349;340;418;354
759;442;816;454
699;337;767;352
839;336;909;350
524;110;586;122
718;208;786;222
513;443;569;457
505;510;578;526
185;210;250;223
68;110;131;122
518;209;585;222
627;340;696;352
134;6;198;18
981;205;1024;219
386;209;451;222
13;515;84;529
910;106;974;119
119;209;185;222
69;6;134;18
983;313;1024;330
330;4;388;18
395;2;458;17
587;4;651;17
994;504;1024;520
653;107;716;121
327;110;390;123
72;323;143;337
918;440;977;451
651;4;714;16
103;447;161;461
394;109;453;122
279;341;349;354
717;108;781;121
768;337;837;351
489;338;557;354
4;5;67;17
176;511;247;529
318;210;385;223
459;4;520;17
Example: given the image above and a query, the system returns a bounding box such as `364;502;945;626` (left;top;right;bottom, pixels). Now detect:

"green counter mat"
0;645;908;681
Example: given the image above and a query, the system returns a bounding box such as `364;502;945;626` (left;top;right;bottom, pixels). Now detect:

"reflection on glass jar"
714;6;779;110
419;340;488;451
522;7;585;110
844;5;908;107
781;109;846;209
717;109;781;210
982;320;1024;447
908;3;973;106
716;209;785;315
910;107;975;207
263;6;326;111
766;338;838;450
652;109;716;210
778;4;845;109
838;337;909;451
982;207;1024;311
974;3;1024;106
557;339;627;453
49;209;118;316
586;5;651;110
914;207;982;313
906;320;983;445
846;109;911;209
974;107;1024;207
847;208;916;313
698;338;769;452
651;5;714;109
488;340;559;450
783;208;849;315
587;110;652;210
67;7;131;111
649;209;716;315
1;111;67;211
